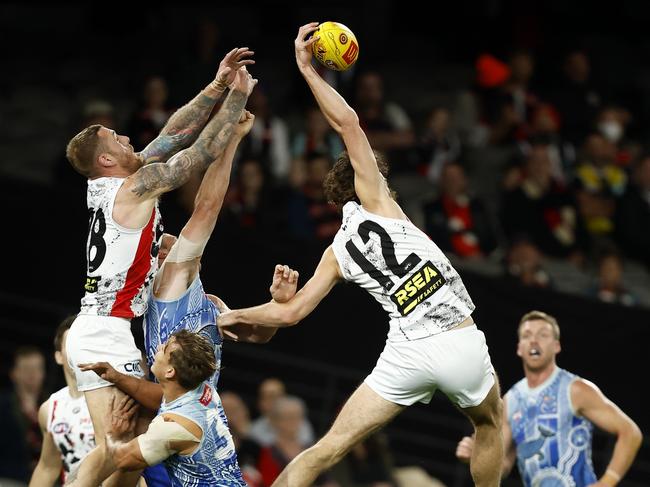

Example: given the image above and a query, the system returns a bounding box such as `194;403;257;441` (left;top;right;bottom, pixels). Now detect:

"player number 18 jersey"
80;177;163;318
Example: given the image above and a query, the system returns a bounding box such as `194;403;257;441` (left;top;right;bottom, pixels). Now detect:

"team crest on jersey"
390;261;446;316
53;422;70;434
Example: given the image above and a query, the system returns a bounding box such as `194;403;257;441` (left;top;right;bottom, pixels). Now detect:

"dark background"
1;2;649;486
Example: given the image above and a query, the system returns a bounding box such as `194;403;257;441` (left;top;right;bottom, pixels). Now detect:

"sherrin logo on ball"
311;21;359;71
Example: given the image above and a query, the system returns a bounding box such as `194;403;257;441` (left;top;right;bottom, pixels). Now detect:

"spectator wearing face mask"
594;105;641;169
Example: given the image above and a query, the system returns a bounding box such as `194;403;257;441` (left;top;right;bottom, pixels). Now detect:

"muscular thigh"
84;386;131;443
320;383;405;450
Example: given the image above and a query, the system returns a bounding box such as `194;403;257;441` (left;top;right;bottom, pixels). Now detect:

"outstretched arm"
218;247;341;332
139;47;254;164
294;23;396;214
153;111;256;301
572;380;643;487
114;68;256;228
79;362;163;411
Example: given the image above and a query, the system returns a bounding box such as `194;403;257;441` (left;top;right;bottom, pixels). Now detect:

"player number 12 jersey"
332;202;475;342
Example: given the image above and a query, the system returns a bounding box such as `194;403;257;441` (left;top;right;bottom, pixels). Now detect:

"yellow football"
311;21;359;71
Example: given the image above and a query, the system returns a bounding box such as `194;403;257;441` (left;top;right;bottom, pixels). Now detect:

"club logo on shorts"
123;361;142;374
390;261;446;316
199;383;213;406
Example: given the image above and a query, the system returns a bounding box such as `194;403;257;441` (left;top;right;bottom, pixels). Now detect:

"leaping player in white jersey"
64;48;258;487
29;316;95;486
217;23;504;487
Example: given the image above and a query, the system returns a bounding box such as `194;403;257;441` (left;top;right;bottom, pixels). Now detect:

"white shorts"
66;314;144;392
364;324;495;408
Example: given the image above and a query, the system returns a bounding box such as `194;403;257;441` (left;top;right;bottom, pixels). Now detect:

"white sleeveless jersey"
332;202;475;342
80;177;163;318
46;387;95;482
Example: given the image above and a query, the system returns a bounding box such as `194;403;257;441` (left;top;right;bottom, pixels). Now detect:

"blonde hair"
66;124;103;177
518;310;560;340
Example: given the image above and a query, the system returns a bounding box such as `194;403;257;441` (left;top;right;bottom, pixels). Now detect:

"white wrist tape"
165;234;208;263
137;416;200;466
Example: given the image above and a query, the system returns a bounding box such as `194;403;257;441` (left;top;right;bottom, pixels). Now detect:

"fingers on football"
298;22;320;41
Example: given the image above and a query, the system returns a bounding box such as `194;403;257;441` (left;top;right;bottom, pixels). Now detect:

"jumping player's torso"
144;276;222;387
47;387;95;483
332;201;475;342
159;382;245;487
80;177;163;318
506;367;597;487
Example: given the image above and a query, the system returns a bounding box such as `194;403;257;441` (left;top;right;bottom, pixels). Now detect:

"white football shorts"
66;314;145;392
365;324;495;408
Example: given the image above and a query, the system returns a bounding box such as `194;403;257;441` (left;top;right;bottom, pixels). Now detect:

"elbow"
193;199;221;219
339;110;359;131
628;423;644;451
279;307;302;327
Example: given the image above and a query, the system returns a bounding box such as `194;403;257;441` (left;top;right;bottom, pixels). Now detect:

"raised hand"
106;393;139;440
212;47;255;92
230;66;258;96
233;110;256;138
295;22;320;70
79;361;121;384
269;264;299;303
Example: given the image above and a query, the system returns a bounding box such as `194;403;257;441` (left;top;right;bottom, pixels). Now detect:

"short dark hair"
66;124;103;177
168;330;217;390
323;150;395;210
54;315;77;352
518;310;560;340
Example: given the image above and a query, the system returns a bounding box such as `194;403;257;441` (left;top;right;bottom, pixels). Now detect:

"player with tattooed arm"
64;47;257;487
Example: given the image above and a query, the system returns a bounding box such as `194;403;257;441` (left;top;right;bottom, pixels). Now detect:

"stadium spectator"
0;347;46;485
239;86;292;181
223;158;276;234
615;155;650;267
291;106;344;161
417;107;462;182
422;163;497;259
503;49;539;139
504;239;552;289
286;152;340;241
551;49;602;145
502;143;585;258
588;251;637;306
352;71;416;171
221;391;264;487
128;75;174;150
256;396;338;487
574;133;627;243
524;103;575;182
249;378;315;448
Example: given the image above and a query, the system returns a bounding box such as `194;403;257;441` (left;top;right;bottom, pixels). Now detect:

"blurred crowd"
53;33;650;307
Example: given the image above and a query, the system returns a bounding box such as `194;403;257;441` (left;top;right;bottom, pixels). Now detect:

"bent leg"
459;380;503;487
271;383;405;487
85;386;144;487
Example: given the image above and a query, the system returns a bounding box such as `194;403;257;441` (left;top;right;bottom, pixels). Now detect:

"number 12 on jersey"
346;220;446;316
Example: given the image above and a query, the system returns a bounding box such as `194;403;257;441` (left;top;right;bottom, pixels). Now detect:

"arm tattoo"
131;90;247;198
140;92;220;164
